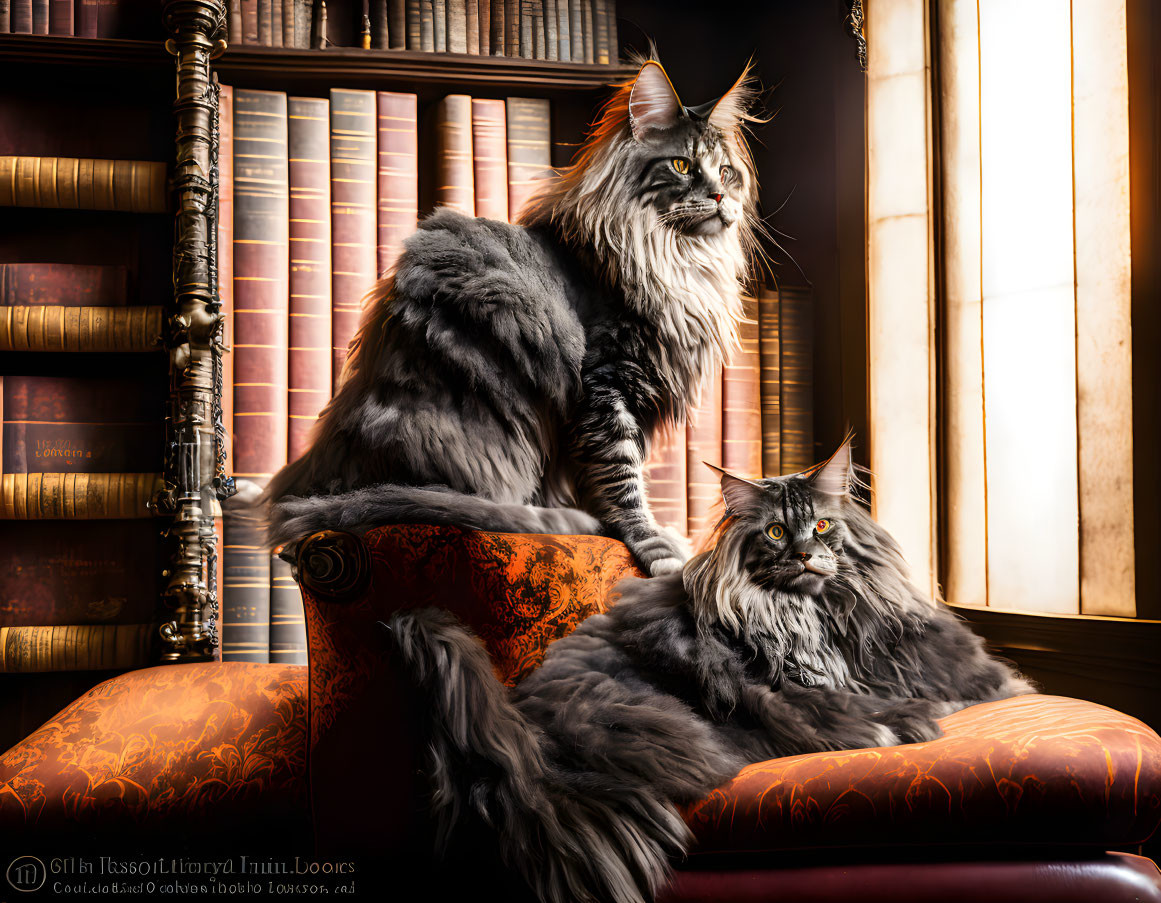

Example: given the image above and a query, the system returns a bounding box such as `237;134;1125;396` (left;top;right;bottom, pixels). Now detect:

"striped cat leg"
570;382;687;576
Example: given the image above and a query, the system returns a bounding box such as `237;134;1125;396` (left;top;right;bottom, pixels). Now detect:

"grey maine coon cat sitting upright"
266;59;760;574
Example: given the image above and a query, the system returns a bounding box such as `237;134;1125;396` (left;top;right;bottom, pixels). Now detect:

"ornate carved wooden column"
159;0;235;662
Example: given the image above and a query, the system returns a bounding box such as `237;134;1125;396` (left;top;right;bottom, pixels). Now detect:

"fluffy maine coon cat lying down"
384;440;1034;903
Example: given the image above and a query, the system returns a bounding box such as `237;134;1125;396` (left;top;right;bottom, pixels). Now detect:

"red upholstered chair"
3;523;1161;903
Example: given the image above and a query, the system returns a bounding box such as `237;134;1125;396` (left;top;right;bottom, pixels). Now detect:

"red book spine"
241;0;257;43
435;94;475;217
329;88;378;386
232;88;290;486
74;0;95;36
505;97;550;222
376;91;418;276
0;521;162;627
48;0;70;33
779;285;814;473
218;84;235;474
721;294;762;479
1;375;164;473
288;96;333;462
644;425;687;537
0;264;128;306
93;0;119;36
686;366;722;541
471;98;509;221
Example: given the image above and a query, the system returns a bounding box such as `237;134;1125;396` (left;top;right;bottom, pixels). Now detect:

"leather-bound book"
288;96;333;462
463;0;477;53
778;285;814;473
489;0;504;55
329;88;377;384
447;0;466;51
686;366;722;541
758;284;780;477
419;0;433;50
644;424;687;538
556;0;569;60
388;0;405;48
48;0;70;33
432;0;445;50
1;375;164;473
406;0;420;48
372;0;387;46
227;0;241;44
544;0;556;60
241;0;257;43
606;0;616;61
0;264;127;306
505;97;550;222
567;0;581;62
0;521;161;626
504;0;517;55
580;0;593;63
222;485;269;663
1;472;161;519
0;157;167;213
435;95;475;217
0;306;163;353
232;89;290;486
271;0;284;47
376;91;418;275
0;623;152;672
31;0;45;32
518;0;532;57
11;0;30;32
269;555;306;664
257;0;271;44
218;84;235;473
1;2;9;32
280;0;293;46
721;293;761;479
477;0;489;53
593;0;607;64
471;98;508;222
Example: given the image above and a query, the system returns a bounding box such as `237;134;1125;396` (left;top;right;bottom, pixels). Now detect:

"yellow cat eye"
766;523;785;541
672;158;690;174
815;518;834;534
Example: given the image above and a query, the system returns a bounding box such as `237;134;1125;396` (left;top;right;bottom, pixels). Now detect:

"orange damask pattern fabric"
686;694;1161;851
0;662;310;844
305;525;642;749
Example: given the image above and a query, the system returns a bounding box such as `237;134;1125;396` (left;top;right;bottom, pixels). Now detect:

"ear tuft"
708;61;758;132
705;461;767;515
807;435;854;497
629;60;683;139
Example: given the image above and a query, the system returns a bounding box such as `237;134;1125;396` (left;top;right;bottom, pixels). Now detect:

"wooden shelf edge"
0;34;636;90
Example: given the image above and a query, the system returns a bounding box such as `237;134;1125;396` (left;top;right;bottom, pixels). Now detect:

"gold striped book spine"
644;425;687;537
758;284;781;477
471;98;509;221
0;156;167;213
686;366;722;541
376;91;419;275
505;97;551;222
288;95;333;462
0;623;152;672
721;293;762;479
1;472;161;519
435;94;476;217
779;285;814;473
222;499;271;663
330;88;379;385
0;305;163;352
269;555;306;664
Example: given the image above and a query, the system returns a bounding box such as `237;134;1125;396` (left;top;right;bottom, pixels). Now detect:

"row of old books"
216;86;553;663
644;284;815;545
0;0;155;38
225;0;619;63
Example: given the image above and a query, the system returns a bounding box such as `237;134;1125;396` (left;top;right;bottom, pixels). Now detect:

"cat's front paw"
872;700;946;744
626;530;689;577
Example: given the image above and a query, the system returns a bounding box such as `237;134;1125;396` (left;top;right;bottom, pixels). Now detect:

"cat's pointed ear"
629;61;683;139
705;462;766;515
708;62;757;132
807;435;854;497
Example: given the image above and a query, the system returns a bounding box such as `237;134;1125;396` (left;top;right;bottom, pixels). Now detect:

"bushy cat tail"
266;483;602;548
384;607;690;903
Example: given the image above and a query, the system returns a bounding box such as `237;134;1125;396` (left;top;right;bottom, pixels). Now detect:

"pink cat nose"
712;193;723;204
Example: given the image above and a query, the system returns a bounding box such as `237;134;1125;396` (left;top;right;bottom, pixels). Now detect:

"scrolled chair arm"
288;529;372;605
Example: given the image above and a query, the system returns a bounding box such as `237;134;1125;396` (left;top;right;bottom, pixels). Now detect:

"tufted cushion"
685;694;1161;853
0;662;309;846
